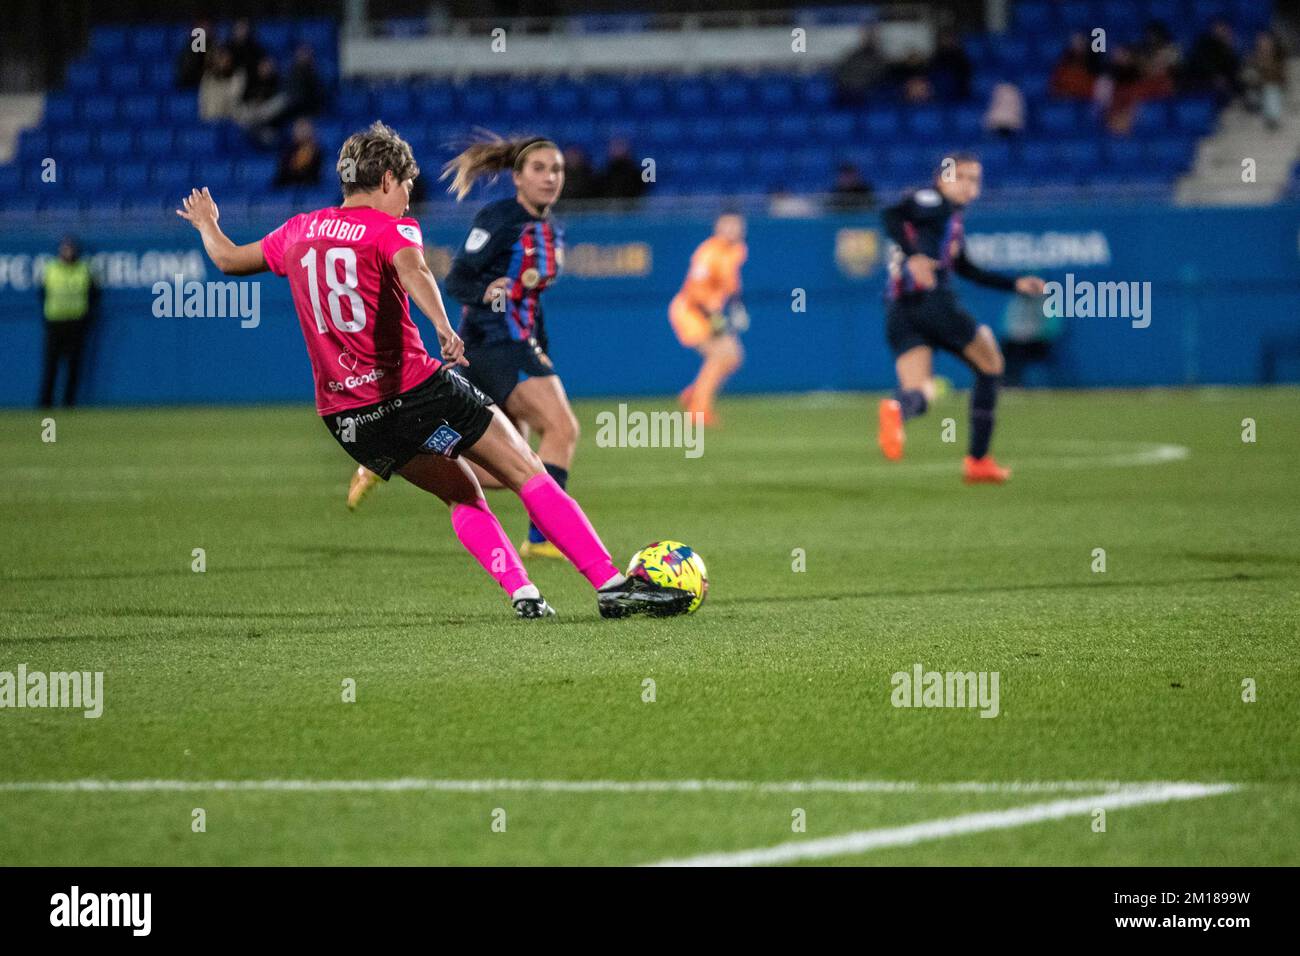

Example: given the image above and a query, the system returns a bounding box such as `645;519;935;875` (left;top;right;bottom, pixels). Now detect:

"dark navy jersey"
444;197;564;347
881;185;1016;301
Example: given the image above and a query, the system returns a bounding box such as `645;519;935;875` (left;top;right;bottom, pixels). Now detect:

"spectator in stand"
558;146;599;201
227;18;266;86
833;25;890;106
284;44;326;120
274;119;323;187
983;82;1025;136
930;30;973;101
1186;18;1241;103
827;163;875;210
1051;32;1099;99
600;138;646;200
1135;20;1179;100
1100;45;1145;134
239;56;289;147
893;50;934;104
1242;31;1289;131
175;18;213;90
198;47;245;121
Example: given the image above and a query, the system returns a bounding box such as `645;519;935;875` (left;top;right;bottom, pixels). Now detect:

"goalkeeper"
668;213;749;427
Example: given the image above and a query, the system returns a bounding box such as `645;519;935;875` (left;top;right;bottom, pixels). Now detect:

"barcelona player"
178;122;690;619
669;213;748;426
877;153;1045;482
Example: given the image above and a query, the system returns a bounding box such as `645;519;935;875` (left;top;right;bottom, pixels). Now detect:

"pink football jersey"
261;205;442;414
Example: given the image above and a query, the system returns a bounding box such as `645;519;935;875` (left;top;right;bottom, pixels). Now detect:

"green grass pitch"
2;387;1298;865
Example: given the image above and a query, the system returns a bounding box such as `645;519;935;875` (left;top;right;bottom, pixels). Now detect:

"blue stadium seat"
863;108;901;139
109;159;149;190
905;106;945;139
335;87;371;118
296;21;337;52
798;74;834;110
1020;140;1056;170
712;77;750;111
1057;0;1096;30
65;60;100;92
149;160;193;191
374;86;413;119
724;115;768;145
1174;97;1216;133
1036;101;1079;134
39;194;84;214
1020;73;1050;101
756;76;796;110
814;112;856;140
0;167;21;193
137;127;174;156
975;139;1013;170
54;130;92;155
555;118;597;145
160;94;197;124
628;81;667;116
1055;138;1103;170
107;64;143;92
1103;138;1147;169
751;148;787;182
144;62;175;91
18;129;51;158
950;104;984;138
121;94;161;125
1145;136;1195;171
671;79;709;115
70;163;110;193
178;128;220;156
685;116;726;145
706;149;746;178
585;85;622;116
194;160;235;190
233;158;277;187
538;82;579;115
1131;102;1171;133
1013;2;1054;33
89;26;130;58
773;114;814;143
646;117;685;146
130;26;171;58
97;130;134;158
42;93;75;129
1191;0;1229;26
1100;0;1145;30
258;21;296;54
991;37;1031;69
81;95;118;125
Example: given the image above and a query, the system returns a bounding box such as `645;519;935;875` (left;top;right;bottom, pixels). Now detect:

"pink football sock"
450;499;530;596
518;473;620;589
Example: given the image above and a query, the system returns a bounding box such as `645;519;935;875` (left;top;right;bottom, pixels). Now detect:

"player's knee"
984;350;1005;377
921;379;938;404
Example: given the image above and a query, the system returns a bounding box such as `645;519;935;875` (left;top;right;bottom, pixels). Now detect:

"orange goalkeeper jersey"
676;236;748;314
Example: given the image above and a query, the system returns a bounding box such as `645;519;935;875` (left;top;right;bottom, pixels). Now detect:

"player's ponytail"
440;132;559;201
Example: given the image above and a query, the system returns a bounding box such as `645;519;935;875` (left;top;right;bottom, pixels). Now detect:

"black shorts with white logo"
322;366;496;480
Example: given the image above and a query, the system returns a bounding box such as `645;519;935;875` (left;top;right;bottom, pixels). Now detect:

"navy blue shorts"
462;336;557;405
885;291;980;357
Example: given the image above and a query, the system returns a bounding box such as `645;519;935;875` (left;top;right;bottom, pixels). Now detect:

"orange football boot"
877;398;905;460
346;465;381;510
962;455;1012;484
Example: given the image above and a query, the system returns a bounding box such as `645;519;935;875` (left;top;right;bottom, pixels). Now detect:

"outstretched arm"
176;187;268;276
393;246;467;368
953;246;1044;295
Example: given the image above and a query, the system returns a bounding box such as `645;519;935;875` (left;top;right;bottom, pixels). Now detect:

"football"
627;541;708;614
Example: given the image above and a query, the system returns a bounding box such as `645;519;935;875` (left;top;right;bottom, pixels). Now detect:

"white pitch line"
0;778;1230;795
648;782;1239;867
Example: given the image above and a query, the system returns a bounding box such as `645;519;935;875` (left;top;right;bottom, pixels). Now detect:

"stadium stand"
0;0;1280;218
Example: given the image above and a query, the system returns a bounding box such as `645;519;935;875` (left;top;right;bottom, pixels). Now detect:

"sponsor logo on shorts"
422;424;463;457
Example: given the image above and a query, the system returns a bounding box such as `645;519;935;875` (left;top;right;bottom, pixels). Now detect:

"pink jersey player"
175;122;690;620
260;205;442;415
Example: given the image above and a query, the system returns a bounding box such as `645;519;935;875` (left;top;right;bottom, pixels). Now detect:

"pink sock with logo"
450;499;530;595
518;473;620;589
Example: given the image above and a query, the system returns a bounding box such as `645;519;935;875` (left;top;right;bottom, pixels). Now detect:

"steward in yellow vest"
40;237;98;408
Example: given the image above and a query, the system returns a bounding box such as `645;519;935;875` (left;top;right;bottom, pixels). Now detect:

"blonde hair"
440;131;559;201
337;121;420;197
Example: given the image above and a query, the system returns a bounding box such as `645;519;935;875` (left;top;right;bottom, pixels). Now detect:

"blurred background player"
39;236;98;409
669;213;749;427
877;154;1046;483
181;123;689;619
346;134;577;565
